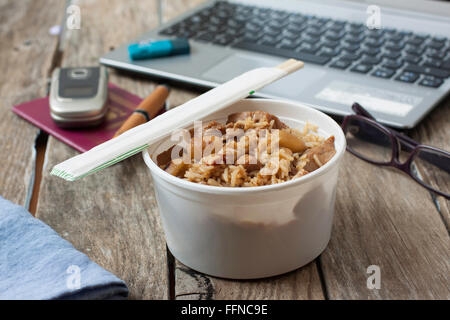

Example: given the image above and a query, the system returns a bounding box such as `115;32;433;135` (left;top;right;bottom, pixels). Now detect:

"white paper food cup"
143;99;346;279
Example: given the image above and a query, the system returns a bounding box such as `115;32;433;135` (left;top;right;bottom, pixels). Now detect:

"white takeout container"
143;99;346;279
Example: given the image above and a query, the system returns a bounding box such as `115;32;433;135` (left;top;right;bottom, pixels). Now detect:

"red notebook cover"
12;84;143;153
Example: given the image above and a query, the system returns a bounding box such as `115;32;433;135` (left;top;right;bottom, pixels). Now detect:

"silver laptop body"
101;0;450;128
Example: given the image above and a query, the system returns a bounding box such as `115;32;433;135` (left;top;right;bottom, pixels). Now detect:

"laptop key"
340;52;360;61
419;76;443;88
328;24;345;33
268;19;288;29
297;43;321;54
382;51;401;60
364;30;384;39
210;16;226;26
249;16;266;26
395;71;419;83
289;14;307;24
350;64;372;74
364;37;384;48
385;42;404;51
432;36;447;42
270;10;290;21
426;49;446;59
241;31;263;43
278;39;298;50
259;36;279;46
382;59;403;70
177;30;194;38
225;27;244;37
329;59;351;69
263;26;281;37
404;45;424;56
347;28;364;37
318;47;340;57
372;68;395;79
360;47;381;57
324;31;346;41
349;22;365;30
245;22;261;32
343;34;364;44
217;10;232;19
428;41;444;49
441;60;450;71
322;39;340;48
422;58;441;68
305;28;326;38
341;43;359;52
286;23;307;33
386;33;404;42
232;41;331;65
360;56;382;65
332;20;347;27
228;19;245;29
213;35;235;46
405;37;424;46
206;24;226;34
301;34;320;44
281;29;300;40
189;22;206;32
403;55;422;64
404;64;450;78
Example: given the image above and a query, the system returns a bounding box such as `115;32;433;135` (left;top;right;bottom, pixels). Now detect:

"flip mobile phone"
49;66;108;128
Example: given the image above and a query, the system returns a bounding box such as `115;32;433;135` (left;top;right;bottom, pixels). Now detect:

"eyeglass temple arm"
352;103;420;151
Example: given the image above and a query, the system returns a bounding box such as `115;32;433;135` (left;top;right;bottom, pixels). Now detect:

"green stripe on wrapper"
50;144;149;181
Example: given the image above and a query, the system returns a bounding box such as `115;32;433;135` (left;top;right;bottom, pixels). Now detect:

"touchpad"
202;53;327;98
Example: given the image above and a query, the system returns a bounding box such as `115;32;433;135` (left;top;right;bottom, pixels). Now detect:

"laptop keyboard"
159;1;450;88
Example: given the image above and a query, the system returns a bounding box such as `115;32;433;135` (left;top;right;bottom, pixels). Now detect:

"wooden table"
1;0;449;300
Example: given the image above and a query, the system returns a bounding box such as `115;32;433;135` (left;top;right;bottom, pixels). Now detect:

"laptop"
100;0;450;128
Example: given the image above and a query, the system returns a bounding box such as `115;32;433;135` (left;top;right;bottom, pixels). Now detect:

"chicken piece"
158;121;224;167
227;111;288;129
278;130;307;153
301;136;336;172
164;158;188;177
156;145;175;167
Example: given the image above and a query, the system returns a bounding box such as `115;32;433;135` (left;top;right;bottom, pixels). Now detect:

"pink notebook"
13;84;144;153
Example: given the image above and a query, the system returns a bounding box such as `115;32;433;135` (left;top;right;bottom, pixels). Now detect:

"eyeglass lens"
345;117;393;164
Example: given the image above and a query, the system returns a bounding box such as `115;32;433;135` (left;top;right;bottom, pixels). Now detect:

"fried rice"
156;111;336;187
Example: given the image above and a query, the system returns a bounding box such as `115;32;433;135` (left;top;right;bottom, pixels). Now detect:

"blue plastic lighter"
128;38;190;61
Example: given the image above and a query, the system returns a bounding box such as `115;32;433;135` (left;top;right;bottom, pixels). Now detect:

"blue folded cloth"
0;197;128;300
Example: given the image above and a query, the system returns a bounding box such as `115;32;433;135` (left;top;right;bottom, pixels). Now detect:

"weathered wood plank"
0;0;64;206
35;0;206;300
320;151;450;299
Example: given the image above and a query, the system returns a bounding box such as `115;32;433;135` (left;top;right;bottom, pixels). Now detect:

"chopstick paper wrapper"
51;59;304;181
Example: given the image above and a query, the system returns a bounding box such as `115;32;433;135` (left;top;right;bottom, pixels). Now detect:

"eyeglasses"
341;103;450;199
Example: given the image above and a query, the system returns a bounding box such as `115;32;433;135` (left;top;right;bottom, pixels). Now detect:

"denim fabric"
0;197;128;300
